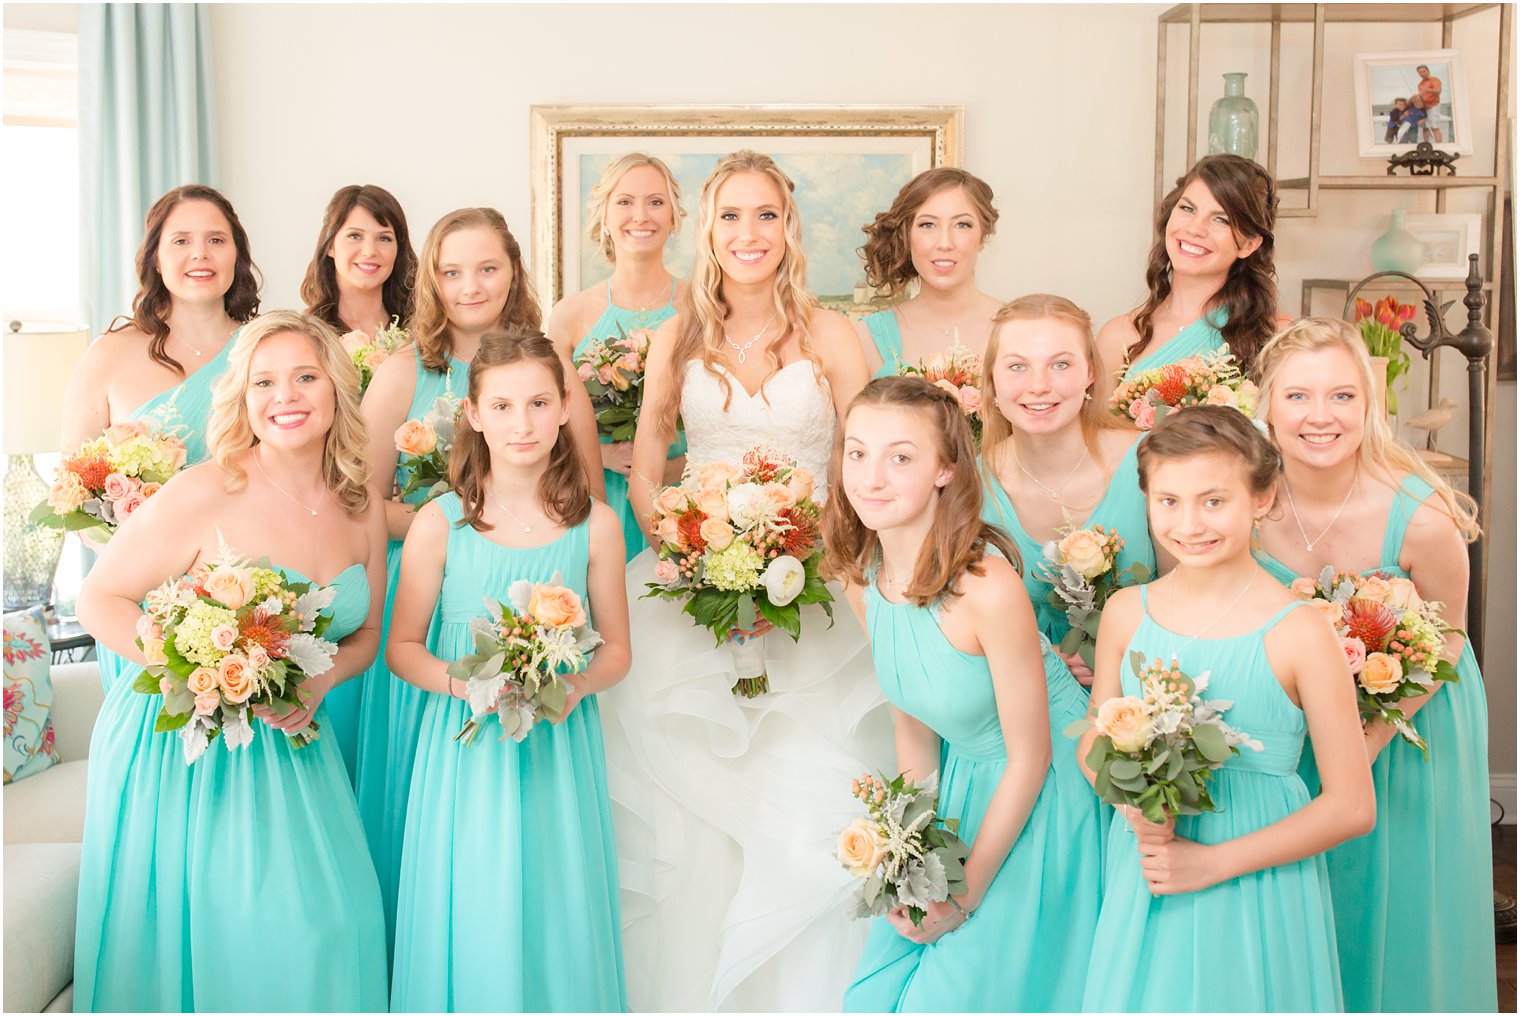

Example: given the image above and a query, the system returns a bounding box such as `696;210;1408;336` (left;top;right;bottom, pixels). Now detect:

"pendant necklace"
255;447;324;518
491;490;541;534
1282;469;1358;552
1165;569;1255;664
1016;449;1099;521
724;312;777;366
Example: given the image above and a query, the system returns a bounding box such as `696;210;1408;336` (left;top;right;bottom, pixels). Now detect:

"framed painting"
529;104;963;310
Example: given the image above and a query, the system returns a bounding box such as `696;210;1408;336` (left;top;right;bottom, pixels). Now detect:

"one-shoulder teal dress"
390;493;625;1012
863;310;905;379
95;337;236;693
572;280;682;562
1082;588;1342;1012
843;561;1093;1012
1256;475;1496;1013
73;563;387;1012
1121;307;1227;379
353;349;471;959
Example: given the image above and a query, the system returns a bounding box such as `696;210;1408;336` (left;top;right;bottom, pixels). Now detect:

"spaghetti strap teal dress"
1257;474;1496;1013
1121;308;1227;379
73;563;387;1012
573;280;682;562
843;560;1092;1013
353;349;471;957
862;310;904;378
390;493;625;1012
95;337;235;693
1081;588;1342;1012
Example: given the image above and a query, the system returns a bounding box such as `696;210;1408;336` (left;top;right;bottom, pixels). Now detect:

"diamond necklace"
254;447;325;518
724;312;777;365
1282;469;1358;552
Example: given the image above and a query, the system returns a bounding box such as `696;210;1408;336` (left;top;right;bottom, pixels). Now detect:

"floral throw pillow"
4;608;61;783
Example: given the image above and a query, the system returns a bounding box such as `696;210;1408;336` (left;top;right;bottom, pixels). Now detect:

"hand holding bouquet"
31;420;188;541
575;325;655;442
1067;652;1261;824
393;390;461;507
837;771;970;928
449;577;603;745
896;345;983;443
341;315;409;395
1109;348;1257;429
131;536;341;764
1291;566;1458;755
1036;525;1152;670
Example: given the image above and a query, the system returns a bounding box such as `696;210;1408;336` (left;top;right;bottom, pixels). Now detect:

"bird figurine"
1404;396;1457;450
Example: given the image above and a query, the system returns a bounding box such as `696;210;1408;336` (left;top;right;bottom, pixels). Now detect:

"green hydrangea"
113;435;177;479
1397;609;1444;657
176;601;238;666
705;541;763;592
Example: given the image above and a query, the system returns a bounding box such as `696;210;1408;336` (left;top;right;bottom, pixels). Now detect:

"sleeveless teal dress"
353;349;471;959
95;337;236;693
73;563;387;1012
843;561;1094;1012
863;310;904;379
1121;307;1227;379
572;280;683;562
390;493;625;1011
1081;588;1342;1012
1256;475;1496;1013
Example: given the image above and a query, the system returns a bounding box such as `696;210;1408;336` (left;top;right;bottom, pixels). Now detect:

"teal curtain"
79;3;217;337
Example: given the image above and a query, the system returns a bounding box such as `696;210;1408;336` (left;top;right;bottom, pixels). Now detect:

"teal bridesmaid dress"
1081;588;1342;1012
390;493;625;1012
95;337;236;693
1121;307;1227;379
1257;474;1496;1013
863;310;904;379
843;560;1094;1012
572;280;682;562
73;563;387;1012
353;350;471;957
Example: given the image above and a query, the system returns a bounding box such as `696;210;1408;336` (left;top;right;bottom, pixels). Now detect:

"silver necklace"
1165;569;1255;662
611;273;671;313
1017;449;1091;506
254;448;324;517
905;299;962;341
724;312;777;365
491;490;541;534
1282;470;1358;552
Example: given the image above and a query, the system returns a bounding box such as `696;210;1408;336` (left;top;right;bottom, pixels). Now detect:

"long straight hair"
300;184;418;332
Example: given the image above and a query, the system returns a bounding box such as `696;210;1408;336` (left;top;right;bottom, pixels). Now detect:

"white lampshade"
4;326;89;454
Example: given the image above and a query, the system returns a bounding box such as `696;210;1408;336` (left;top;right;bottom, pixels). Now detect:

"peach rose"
210;624;239;653
1340;637;1367;675
653;485;687;518
187;666;219;695
194;690;221;716
1309;598;1347;632
1383;577;1422;612
394;418;438;457
834;817;888;878
217;653;256;704
1359;652;1403;695
142;638;168;666
140;481;163;499
1058;529;1110;581
596;364;616;385
48;472;90;513
759;482;797;516
1094;696;1154;753
1205;384;1238;407
339;329;371;354
1357;575;1392;605
654;514;679;543
696;461;737;493
103;472;135;501
1289;577;1318;599
694;486;729;522
1133;400;1157;430
958;384;982;414
135;615;162;641
204;567;255;610
784;467;815;503
115;489;147;522
653;559;681;587
247;645;270;672
103;420;151;445
699;517;735;551
576;362;594;382
529;584;586;629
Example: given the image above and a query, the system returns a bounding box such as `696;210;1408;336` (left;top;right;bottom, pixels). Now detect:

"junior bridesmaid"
387;331;629;1011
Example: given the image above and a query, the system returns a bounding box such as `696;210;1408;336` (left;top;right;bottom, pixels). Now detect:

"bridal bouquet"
644;445;832;698
896;345;983;443
837;771;970;928
575;325;655;442
1067;652;1261;824
1291;566;1458;755
31;420;188;541
1035;525;1151;670
131;536;340;764
341;315;409;395
449;577;603;746
393;390;461;506
1109;347;1258;429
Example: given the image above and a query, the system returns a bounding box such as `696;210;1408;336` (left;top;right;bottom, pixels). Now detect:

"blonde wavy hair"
206;309;370;514
586;153;687;263
1253;316;1480;542
653;150;823;435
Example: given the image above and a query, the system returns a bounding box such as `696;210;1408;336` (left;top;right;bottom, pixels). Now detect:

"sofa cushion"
2;842;81;1014
2;759;88;844
48;662;103;764
4;609;62;784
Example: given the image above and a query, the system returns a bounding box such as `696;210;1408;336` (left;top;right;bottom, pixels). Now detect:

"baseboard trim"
1493;773;1516;825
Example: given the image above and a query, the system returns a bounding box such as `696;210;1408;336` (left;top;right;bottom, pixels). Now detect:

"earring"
992;396;1000;408
1084;392;1093;402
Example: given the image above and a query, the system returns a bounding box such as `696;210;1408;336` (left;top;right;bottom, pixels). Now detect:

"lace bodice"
680;360;836;491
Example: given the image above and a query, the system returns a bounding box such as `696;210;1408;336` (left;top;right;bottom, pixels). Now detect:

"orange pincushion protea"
238;607;292;657
742;446;790;483
67;452;114;492
676;509;707;553
1153;364;1192;405
1344;597;1399;654
779;503;821;559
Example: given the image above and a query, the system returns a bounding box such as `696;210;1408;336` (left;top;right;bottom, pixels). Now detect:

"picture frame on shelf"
529;104;962;308
1402;213;1484;280
1352;49;1473;159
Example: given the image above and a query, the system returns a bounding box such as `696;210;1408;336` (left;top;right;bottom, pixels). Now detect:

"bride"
603;149;896;1012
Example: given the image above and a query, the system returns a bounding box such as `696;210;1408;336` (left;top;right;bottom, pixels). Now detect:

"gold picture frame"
530;104;963;307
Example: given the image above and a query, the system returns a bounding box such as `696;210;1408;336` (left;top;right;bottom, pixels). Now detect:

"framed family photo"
529;104;963;307
1352;49;1473;158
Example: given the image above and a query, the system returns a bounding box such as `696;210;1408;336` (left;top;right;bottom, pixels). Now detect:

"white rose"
762;555;806;607
726;482;769;530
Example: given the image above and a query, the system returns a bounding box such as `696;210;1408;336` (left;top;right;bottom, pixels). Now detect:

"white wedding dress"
603;360;896;1012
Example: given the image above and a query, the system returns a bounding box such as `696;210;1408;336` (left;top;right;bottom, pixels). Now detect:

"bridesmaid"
826;376;1088;1011
1094;154;1281;388
855;168;1003;377
300;183;418;337
1080;406;1374;1012
1253;318;1495;1012
387;331;630;1011
61;183;261;691
73;310;388;1012
546;153;688;561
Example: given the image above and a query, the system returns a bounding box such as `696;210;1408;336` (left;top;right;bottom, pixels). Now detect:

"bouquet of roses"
644;446;832;697
1035;525;1151;670
31;420;188;541
1352;295;1415;413
1066;651;1262;824
1109;347;1258;429
449;577;603;746
341;315;410;395
393;390;461;506
896;345;983;443
131;535;340;765
1291;565;1458;755
836;771;970;928
575;325;656;442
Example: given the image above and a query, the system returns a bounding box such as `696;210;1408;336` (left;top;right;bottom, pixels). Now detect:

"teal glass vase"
1371;208;1425;275
1207;72;1259;160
